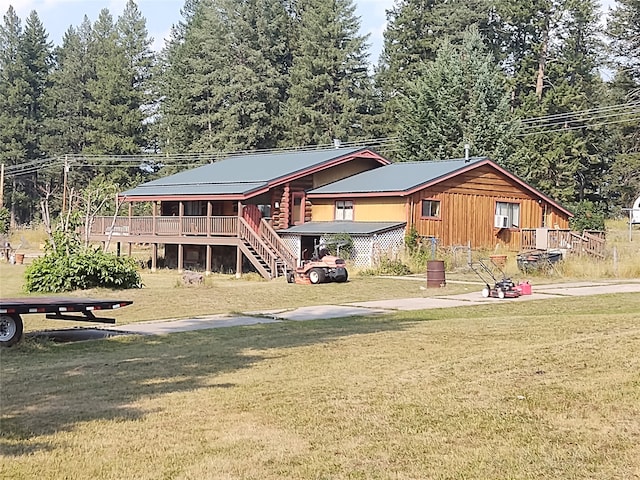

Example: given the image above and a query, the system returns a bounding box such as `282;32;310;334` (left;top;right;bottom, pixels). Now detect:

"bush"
24;232;142;293
570;200;606;231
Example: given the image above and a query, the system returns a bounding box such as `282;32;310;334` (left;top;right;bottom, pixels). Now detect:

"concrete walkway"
92;280;640;338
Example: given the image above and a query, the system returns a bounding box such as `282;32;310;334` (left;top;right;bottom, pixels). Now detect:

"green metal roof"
122;147;367;197
279;221;406;235
308;157;487;195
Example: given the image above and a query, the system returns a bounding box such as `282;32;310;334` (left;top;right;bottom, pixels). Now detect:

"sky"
0;0;394;63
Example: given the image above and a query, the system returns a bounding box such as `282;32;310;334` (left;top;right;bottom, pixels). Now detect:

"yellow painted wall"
313;158;384;188
311;197;405;221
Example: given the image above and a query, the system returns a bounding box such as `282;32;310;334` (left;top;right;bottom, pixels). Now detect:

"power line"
3;101;638;179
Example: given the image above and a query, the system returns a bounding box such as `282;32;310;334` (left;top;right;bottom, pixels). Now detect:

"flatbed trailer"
0;297;133;347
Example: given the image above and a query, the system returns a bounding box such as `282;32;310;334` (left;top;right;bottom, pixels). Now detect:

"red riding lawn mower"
287;244;349;285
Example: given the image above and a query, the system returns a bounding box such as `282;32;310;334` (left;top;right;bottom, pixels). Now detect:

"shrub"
24;232;142;293
570;200;606;231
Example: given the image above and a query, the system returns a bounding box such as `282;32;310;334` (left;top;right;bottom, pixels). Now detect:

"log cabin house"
87;147;389;277
87;151;573;276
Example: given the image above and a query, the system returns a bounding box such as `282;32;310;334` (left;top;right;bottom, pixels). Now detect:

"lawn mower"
468;258;521;299
287;244;348;285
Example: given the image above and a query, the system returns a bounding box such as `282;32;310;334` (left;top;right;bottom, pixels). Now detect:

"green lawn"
1;294;639;479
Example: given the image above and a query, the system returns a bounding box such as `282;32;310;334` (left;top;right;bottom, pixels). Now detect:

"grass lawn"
1;293;639;479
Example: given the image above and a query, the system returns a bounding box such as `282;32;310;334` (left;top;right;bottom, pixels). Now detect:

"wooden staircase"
238;217;298;279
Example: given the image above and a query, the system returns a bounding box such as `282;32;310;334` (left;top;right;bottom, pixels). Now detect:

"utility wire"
3;102;638;178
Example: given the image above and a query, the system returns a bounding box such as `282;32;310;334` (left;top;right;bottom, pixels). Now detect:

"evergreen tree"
505;0;607;206
21;11;52;162
0;7;48;223
42;18;94;155
85;8;137;155
282;0;376;146
116;0;156;152
376;0;494;139
605;0;640;210
397;28;517;163
159;0;293;153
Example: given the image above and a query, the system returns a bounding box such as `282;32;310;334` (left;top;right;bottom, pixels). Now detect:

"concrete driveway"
28;280;640;342
104;280;640;336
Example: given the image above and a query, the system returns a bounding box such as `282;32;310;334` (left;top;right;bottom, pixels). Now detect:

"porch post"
206;245;211;276
151;243;157;272
128;203;133;233
179;201;184;235
236;201;243;278
152;201;157;236
127;242;132;257
178;244;184;273
207;201;212;237
236;245;242;279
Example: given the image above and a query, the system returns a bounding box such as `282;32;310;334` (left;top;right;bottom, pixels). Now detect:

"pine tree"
504;0;607;206
397;27;517;163
605;0;640;209
116;0;156;151
159;0;294;153
42;18;94;155
376;0;494;139
0;7;38;222
282;0;376;146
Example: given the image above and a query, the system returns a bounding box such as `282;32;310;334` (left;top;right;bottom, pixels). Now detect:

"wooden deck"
521;228;606;258
86;216;298;279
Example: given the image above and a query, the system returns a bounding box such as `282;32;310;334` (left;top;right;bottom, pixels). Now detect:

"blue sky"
1;0;393;63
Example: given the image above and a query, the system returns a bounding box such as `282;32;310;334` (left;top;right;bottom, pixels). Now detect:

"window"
495;202;520;228
335;200;353;220
421;199;441;218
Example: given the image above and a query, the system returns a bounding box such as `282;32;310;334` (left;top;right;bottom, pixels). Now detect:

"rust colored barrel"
426;260;446;288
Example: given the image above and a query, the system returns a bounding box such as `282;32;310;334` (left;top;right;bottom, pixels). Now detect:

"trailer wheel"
309;268;326;284
0;314;23;347
481;287;490;298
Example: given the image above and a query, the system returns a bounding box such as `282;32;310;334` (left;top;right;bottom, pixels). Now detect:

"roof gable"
308;157;572;217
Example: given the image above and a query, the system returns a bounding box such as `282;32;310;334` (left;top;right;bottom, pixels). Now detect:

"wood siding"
408;165;569;250
309;164;570;251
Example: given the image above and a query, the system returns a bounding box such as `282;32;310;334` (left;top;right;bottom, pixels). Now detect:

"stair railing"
238;217;278;277
259;218;298;270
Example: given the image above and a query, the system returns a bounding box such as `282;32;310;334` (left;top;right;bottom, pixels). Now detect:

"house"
86;147;389;277
278;156;572;266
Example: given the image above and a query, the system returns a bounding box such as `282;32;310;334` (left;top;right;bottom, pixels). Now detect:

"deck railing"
90;216;238;237
521;228;606;257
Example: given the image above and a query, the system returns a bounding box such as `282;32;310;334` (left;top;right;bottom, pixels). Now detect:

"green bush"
24;232;142;293
570;200;606;231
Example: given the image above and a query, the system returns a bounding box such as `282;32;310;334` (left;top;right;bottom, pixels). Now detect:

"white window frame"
495;201;520;228
335;200;354;221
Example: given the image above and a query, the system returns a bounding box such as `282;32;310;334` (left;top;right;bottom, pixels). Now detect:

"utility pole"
0;163;4;208
62;155;69;214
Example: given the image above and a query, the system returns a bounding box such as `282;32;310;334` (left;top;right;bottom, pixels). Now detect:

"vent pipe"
464;143;470;162
333;138;341;149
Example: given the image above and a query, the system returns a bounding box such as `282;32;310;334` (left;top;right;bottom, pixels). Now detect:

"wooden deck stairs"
238;218;298;279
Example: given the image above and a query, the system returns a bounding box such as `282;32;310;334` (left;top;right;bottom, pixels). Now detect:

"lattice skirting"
281;227;406;268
